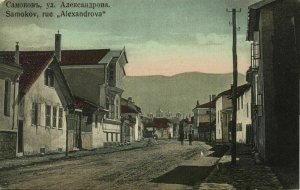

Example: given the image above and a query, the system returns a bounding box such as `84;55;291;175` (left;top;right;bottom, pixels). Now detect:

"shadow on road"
207;144;229;157
151;165;213;186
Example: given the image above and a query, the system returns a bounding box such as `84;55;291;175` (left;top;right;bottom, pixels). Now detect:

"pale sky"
0;0;260;76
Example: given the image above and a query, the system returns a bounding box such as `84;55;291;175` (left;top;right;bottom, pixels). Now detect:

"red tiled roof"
0;51;54;94
61;49;110;65
20;51;54;94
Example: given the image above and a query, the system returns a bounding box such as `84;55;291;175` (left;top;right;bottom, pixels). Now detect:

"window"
237;123;242;131
111;133;114;142
115;99;119;119
4;80;11;116
58;108;63;129
106;133;109;142
237;98;240;110
31;102;39;125
46;105;51;127
257;94;263;117
116;133;118;141
44;68;54;87
241;95;243;109
53;107;57;128
247;103;249;118
95;114;98;128
108;64;114;81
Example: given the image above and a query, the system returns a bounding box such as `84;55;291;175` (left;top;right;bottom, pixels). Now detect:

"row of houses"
0;33;144;158
192;0;299;165
192;83;251;144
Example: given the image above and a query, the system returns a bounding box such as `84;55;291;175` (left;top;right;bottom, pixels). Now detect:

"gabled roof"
0;51;75;106
214;83;251;101
195;101;216;109
236;83;251;98
0;51;54;93
61;49;110;65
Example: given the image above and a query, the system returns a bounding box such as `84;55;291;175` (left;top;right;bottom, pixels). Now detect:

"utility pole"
227;8;241;165
209;95;212;142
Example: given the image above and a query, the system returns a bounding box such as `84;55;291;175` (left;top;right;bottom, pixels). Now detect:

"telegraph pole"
209;95;212;142
227;8;241;165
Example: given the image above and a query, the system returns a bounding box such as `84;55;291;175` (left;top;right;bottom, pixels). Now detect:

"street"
0;140;224;190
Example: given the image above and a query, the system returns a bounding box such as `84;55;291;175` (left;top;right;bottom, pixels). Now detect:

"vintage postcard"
0;0;299;189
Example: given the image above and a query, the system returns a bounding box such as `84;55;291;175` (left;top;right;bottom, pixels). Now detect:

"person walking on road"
188;131;193;145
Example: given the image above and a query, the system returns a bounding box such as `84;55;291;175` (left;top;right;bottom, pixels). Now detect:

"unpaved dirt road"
0;140;221;190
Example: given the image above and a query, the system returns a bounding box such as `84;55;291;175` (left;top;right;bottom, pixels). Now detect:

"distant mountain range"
122;72;246;118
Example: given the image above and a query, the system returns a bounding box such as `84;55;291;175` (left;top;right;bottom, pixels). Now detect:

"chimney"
15;42;19;65
55;30;61;62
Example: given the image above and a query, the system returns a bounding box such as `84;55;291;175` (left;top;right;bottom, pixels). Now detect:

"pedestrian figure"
188;132;193;145
168;133;171;141
179;132;184;145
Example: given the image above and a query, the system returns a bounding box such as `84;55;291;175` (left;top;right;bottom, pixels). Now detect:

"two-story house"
236;84;252;144
0;47;22;158
215;88;232;143
246;0;299;164
58;33;128;147
192;100;216;141
215;84;250;143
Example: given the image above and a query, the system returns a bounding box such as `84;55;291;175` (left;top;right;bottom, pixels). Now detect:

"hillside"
122;72;246;117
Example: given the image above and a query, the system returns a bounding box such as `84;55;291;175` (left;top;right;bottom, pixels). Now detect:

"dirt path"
0;140;218;190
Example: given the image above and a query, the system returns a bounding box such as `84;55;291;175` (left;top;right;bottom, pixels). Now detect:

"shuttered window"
46;105;51;127
58;108;63;129
53;107;57;128
31;102;39;126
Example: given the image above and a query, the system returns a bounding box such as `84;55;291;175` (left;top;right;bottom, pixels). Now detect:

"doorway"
18;120;23;153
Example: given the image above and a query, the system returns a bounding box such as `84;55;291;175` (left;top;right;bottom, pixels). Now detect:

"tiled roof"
215;83;251;100
121;98;142;114
61;49;110;65
0;49;111;93
74;97;108;113
144;117;171;128
0;51;54;94
121;104;138;114
195;101;216;109
236;83;251;97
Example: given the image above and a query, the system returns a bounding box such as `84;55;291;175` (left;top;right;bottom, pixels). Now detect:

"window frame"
52;106;57;128
31;102;39;126
58;107;63;129
45;105;52;127
44;68;54;87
